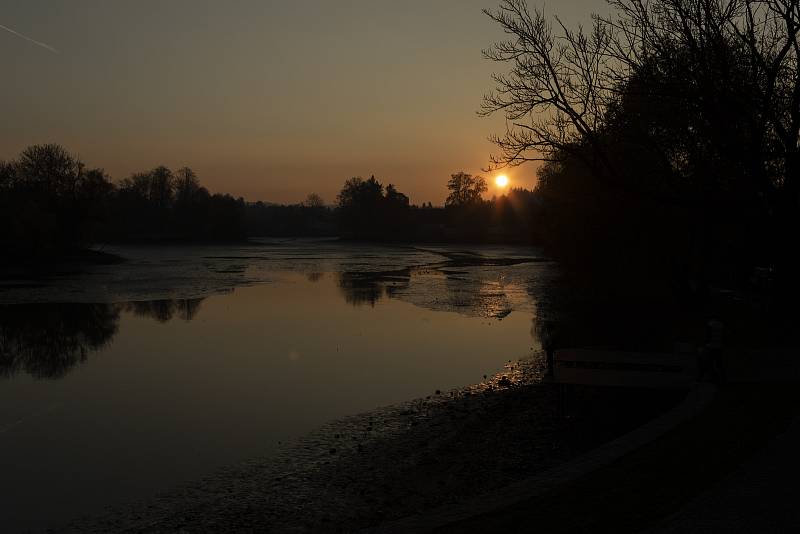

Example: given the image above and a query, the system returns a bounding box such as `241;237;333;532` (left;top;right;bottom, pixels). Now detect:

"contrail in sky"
0;22;59;54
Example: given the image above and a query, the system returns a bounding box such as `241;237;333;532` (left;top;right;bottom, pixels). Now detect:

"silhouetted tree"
385;184;409;207
482;0;800;297
481;1;618;176
174;167;202;205
15;144;84;196
443;172;490;241
303;193;325;208
445;172;487;207
112;164;244;241
76;168;116;243
336;175;411;240
119;172;151;199
605;0;800;202
148;166;175;209
337;176;385;211
243;199;336;237
0;159;13;188
0;144;116;256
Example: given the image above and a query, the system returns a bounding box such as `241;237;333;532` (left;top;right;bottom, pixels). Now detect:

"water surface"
0;241;552;531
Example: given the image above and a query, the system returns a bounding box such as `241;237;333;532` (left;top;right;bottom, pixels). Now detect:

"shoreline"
0;248;125;280
58;353;684;533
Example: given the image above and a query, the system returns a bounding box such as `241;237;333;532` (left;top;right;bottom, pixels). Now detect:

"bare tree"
602;0;800;195
119;172;151;199
480;0;621;177
175;166;201;205
0;160;14;190
731;0;800;197
302;193;325;208
15;144;85;197
483;0;800;201
148;166;174;209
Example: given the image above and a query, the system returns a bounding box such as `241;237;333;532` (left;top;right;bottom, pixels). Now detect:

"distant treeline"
1;144;544;260
1;144;245;257
332;173;541;243
222;173;543;243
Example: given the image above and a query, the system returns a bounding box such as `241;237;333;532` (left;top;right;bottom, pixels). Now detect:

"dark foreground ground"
56;354;800;534
56;354;683;533
438;383;800;533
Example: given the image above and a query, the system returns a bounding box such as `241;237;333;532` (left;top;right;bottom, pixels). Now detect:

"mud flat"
59;353;683;533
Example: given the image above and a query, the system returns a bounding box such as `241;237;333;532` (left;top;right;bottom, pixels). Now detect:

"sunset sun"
495;175;509;188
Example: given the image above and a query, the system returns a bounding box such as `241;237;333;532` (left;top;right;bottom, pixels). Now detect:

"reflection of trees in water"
525;264;561;351
524;264;698;353
439;272;515;319
306;272;324;283
122;298;204;322
337;267;522;322
337;270;411;307
0;297;206;379
0;303;120;379
357;266;520;320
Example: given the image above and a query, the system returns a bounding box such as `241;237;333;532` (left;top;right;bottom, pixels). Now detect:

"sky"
1;1;604;205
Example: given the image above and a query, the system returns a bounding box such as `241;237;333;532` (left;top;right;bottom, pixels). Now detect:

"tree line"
1;144;544;261
333;172;542;242
1;144;245;258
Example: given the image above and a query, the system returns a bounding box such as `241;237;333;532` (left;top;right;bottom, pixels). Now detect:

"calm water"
0;240;552;531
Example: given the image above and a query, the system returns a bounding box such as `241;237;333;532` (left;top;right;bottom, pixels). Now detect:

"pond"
0;239;554;531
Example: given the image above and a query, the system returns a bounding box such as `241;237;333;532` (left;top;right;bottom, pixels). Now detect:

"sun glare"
495;175;509;188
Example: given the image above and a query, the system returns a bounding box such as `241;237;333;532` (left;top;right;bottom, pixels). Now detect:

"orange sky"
1;1;603;204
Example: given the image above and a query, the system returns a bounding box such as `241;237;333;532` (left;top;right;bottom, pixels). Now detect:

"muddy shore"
59;353;683;533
